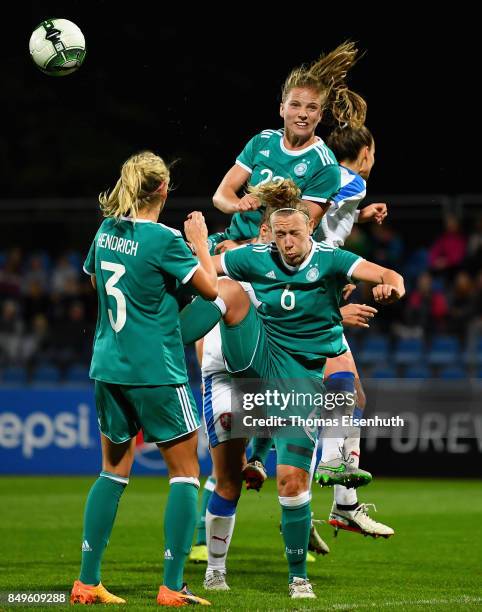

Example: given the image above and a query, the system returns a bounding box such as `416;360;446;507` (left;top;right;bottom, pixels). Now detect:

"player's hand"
184;212;208;246
372;284;402;304
214;239;242;254
359;203;388;225
341;303;378;328
342;283;357;301
236;194;261;212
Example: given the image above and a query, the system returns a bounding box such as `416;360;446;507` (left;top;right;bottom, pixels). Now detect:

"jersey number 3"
101;261;126;332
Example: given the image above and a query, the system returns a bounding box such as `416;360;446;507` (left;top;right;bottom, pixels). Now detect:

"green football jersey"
225;129;340;241
221;241;362;361
84;217;199;385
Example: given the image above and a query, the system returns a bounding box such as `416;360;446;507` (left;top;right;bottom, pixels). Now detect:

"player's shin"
180;296;226;345
163;477;200;591
335;408;362;507
279;491;311;583
320;372;356;462
205;491;238;574
79;471;128;586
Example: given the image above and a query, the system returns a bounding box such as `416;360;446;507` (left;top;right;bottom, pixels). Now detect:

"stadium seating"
463;338;482;366
371;364;397;379
427;336;461;366
2;366;28;385
31;364;61;384
405;364;431;379
393;338;424;365
358;335;389;365
438;365;466;379
64;363;90;384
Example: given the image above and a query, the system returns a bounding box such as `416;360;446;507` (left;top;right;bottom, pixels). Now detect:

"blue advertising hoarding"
0;387;213;475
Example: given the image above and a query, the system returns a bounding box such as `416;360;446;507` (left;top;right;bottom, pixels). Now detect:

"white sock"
206;509;236;573
320;431;344;462
334;484;358;506
334;433;361;507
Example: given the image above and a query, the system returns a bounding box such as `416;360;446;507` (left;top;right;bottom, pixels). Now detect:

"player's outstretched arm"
341;303;378;328
213;165;261;214
352;260;405;305
358;202;388;225
185;212;218;300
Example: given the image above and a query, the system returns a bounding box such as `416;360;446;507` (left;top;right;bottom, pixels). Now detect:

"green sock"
195;476;216;545
79;472;128;585
164;480;199;591
180;297;223;345
250;437;273;465
281;501;311;583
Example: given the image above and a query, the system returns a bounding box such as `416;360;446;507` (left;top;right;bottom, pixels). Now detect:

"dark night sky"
2;4;480;199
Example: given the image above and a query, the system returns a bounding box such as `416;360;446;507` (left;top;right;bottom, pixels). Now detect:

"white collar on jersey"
279;134;323;156
277;238;316;272
120;215;154;223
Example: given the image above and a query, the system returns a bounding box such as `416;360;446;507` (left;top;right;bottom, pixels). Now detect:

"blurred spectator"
448;271;476;339
466;214;482;274
0;247;22;297
49;301;93;367
21;313;52;366
370;223;404;267
0;299;23;364
405;272;449;337
466;270;482;353
22;254;49;295
23;280;50;324
344;225;373;259
428;214;466;279
51;254;80;296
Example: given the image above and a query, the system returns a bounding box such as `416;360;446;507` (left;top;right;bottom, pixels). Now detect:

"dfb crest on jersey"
306;267;320;282
294;162;308;177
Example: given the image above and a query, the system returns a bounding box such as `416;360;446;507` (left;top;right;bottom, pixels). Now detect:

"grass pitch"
0;477;481;610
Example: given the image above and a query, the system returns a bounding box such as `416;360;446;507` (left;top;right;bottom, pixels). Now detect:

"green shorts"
94;381;200;444
221;305;324;472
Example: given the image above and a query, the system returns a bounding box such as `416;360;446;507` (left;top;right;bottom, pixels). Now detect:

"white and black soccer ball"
29;18;86;76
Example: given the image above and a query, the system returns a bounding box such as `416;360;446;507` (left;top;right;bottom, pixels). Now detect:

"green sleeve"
221;245;254;281
83;239;95;275
332;248;364;281
160;232;200;285
302;164;341;205
236;133;260;173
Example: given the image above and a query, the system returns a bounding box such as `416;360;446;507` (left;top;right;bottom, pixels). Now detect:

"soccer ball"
29;18;86;76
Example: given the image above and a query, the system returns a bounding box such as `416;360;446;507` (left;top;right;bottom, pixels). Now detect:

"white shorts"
342;333;351;353
202;372;233;447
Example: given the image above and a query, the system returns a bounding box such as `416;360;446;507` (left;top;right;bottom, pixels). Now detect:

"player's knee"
277;467;309;497
218;278;250;324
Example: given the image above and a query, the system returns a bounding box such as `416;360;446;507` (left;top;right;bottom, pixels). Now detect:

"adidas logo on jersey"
164;549;174;560
260;150;270;157
82;540;92;552
265;270;276;279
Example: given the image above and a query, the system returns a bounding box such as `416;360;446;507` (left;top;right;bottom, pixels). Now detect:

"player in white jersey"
313;126;393;537
197;221;269;592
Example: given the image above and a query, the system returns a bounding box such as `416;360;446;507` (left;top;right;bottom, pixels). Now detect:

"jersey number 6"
280;286;296;311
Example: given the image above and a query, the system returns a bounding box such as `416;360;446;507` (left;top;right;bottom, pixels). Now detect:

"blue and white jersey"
314;166;366;248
